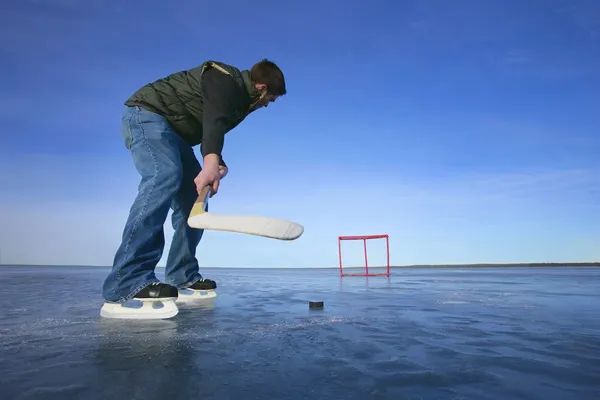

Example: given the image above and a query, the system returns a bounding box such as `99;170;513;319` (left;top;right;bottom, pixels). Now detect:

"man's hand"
194;154;221;197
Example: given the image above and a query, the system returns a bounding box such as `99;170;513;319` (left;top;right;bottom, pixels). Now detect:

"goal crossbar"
338;234;390;277
339;234;388;240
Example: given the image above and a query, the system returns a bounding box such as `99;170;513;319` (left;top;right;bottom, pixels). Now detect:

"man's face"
254;93;278;109
250;84;279;111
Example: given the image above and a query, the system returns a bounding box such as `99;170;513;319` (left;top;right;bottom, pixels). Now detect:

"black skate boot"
178;279;217;301
100;282;179;320
134;282;178;300
187;279;217;290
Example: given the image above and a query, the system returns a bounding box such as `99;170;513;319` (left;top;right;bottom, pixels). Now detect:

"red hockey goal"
338;234;390;277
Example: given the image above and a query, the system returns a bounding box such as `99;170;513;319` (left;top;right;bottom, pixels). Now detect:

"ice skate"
100;282;179;320
177;279;217;302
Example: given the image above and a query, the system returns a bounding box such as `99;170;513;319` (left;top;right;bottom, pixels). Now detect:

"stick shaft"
190;185;211;217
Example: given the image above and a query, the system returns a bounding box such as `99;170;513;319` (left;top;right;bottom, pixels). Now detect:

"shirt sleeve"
199;67;239;161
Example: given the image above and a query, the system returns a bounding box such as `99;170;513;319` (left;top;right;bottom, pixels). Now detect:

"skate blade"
100;298;179;320
177;288;217;303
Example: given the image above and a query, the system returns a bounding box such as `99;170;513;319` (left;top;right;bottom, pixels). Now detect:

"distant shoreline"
0;262;599;269
393;262;600;268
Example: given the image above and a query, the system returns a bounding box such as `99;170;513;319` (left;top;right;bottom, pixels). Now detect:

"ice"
1;265;600;399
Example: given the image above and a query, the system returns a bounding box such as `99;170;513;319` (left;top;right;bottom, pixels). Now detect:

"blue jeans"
102;106;205;303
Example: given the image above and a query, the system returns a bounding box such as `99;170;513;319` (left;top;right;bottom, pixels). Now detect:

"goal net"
338;234;390;277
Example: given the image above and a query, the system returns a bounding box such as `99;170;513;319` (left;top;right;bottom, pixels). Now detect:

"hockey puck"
309;301;324;309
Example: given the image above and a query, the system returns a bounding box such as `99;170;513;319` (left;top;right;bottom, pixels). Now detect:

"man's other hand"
219;165;228;179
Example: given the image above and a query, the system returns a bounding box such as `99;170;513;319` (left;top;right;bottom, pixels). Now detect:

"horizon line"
1;262;599;269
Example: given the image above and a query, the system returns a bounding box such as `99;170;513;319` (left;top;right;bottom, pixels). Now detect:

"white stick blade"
187;213;304;240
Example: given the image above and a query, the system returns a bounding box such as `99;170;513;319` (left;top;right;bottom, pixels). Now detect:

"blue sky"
1;0;599;267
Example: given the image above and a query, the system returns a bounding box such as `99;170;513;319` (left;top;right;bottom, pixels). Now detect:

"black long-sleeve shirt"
199;67;251;168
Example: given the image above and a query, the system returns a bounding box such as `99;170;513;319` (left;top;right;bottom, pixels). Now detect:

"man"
101;59;286;313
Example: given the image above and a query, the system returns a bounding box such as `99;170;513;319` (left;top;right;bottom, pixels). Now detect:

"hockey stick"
187;185;304;240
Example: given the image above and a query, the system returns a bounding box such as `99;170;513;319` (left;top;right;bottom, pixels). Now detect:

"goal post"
338;234;390;277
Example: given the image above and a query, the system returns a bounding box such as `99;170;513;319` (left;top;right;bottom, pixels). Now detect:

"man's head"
249;59;286;110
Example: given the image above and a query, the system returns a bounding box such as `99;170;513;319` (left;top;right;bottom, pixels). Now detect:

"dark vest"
124;61;260;146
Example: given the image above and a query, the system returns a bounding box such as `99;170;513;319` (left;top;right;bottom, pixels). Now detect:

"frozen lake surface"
1;265;600;399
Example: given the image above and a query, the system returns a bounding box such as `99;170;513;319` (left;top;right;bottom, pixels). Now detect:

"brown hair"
250;59;287;96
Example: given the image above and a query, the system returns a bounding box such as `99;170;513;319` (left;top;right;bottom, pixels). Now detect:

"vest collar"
241;70;264;112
